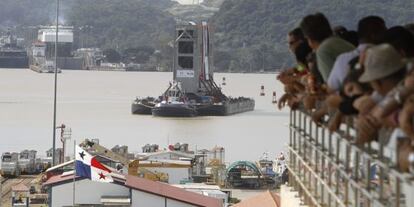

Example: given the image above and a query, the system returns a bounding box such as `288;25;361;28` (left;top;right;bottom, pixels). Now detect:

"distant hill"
1;0;413;72
211;0;414;72
0;0;53;28
68;0;176;49
202;0;225;8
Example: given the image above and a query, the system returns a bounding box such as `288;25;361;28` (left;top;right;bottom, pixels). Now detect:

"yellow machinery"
206;158;226;186
80;139;169;182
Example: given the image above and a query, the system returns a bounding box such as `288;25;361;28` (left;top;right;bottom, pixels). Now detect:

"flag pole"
73;140;76;206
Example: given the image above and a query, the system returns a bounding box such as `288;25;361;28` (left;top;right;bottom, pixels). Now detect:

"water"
0;69;289;164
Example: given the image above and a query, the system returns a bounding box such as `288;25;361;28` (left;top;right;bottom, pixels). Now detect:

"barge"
131;21;254;117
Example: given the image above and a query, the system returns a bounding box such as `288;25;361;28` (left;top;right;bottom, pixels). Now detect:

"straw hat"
359;44;405;82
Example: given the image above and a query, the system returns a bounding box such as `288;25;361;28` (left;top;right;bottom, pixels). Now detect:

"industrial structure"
131;21;255;117
29;25;84;72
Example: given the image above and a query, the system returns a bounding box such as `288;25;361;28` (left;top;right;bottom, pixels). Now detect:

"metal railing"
287;109;414;207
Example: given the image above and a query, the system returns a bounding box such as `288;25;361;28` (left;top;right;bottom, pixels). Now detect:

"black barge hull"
152;105;197;117
197;98;255;116
0;57;29;68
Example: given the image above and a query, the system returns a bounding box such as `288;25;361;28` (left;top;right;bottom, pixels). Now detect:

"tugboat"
152;82;197;117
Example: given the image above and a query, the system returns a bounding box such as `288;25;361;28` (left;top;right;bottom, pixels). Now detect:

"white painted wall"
167;198;196;207
52;179;130;206
147;167;190;184
131;190;164;206
131;190;197;207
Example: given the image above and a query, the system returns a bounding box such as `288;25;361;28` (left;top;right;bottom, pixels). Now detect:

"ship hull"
0;57;29;68
152;104;197;117
131;102;153;115
197;98;255;116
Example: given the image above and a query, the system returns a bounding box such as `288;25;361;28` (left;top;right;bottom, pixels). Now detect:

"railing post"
344;118;351;205
335;134;341;203
354;150;360;206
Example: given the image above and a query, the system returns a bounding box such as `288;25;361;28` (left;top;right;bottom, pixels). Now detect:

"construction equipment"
80;139;130;166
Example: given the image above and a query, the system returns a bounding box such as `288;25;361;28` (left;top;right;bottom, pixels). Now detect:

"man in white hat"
356;43;407;144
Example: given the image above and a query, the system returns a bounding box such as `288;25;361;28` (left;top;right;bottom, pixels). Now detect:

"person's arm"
353;95;376;115
399;94;414;140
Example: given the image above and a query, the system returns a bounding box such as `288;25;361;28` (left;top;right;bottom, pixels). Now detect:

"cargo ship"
131;21;254;117
0;31;29;68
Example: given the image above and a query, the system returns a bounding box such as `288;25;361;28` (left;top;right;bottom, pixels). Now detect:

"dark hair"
358;16;386;44
300;13;333;42
288;28;305;41
294;42;312;65
342;31;359;46
333;26;348;36
384;26;414;57
405;23;414;35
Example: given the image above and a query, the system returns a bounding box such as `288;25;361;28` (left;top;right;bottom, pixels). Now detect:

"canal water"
0;69;289;164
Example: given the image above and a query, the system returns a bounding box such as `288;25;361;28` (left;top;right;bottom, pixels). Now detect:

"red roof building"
43;172;223;207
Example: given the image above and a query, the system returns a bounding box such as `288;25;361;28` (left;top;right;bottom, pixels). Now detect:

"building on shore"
43;172;223;207
29;25;84;71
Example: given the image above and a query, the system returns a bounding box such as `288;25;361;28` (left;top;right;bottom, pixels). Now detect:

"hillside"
0;0;54;28
211;0;414;72
67;0;176;50
1;0;414;72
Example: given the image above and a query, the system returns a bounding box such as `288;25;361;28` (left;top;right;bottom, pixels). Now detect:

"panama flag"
75;145;113;183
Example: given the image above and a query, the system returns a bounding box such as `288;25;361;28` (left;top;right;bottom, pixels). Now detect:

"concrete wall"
147;167;190;184
131;190;196;207
52;179;130;206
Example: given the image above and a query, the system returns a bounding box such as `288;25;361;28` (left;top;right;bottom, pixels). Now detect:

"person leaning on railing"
277;13;414;173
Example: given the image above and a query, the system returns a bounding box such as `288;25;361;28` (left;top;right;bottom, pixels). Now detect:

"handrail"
287;109;414;207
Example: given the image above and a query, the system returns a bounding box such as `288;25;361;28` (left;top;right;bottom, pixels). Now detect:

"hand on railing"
355;115;380;145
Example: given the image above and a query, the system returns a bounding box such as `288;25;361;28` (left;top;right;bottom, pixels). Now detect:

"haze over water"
0;69;289;164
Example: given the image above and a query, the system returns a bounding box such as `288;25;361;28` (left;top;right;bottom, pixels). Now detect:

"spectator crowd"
277;13;414;173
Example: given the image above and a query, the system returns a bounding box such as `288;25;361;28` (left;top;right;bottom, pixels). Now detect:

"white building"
43;172;222;207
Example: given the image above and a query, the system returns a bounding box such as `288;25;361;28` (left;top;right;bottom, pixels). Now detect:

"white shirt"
327;44;369;91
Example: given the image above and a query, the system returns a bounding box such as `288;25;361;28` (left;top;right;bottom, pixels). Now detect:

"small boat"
131;97;158;115
151;82;197;117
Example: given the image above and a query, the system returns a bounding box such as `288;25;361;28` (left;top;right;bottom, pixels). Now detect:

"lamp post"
52;0;59;167
49;0;59;205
